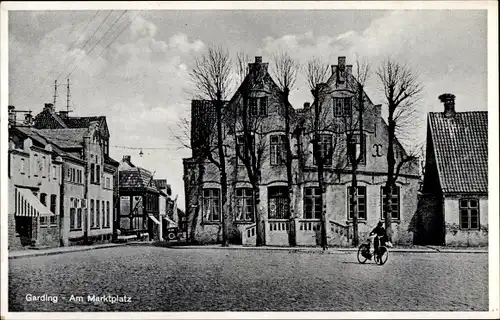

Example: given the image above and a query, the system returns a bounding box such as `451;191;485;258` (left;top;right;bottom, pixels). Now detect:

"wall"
444;196;488;246
8;138;62;249
63;161;86;244
182;57;421;246
85;127;114;240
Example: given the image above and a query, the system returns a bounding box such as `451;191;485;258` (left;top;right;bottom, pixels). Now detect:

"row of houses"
183;56;488;247
7;104;184;250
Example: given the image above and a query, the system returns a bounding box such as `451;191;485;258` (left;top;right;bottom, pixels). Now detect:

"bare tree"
305;57;334;250
229;52;267;246
377;57;423;240
188;45;233;246
271;52;300;246
338;58;372;247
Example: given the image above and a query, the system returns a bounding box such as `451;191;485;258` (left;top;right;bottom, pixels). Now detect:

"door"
83;208;88;240
15;216;33;246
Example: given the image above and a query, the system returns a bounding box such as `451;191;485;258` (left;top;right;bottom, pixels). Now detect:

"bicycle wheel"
357;244;369;264
375;247;389;265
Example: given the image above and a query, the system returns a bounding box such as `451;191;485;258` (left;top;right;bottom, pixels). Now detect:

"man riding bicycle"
369;221;387;256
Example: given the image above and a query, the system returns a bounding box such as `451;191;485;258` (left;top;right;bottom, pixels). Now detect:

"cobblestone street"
9;246;488;312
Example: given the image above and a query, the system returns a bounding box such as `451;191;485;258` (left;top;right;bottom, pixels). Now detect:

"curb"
8;243;131;260
164;245;488;254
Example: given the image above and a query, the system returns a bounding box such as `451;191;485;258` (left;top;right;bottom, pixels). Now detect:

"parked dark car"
165;227;180;241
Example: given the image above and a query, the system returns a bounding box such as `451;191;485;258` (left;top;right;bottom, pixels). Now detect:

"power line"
20;11;101;104
54;10;114;83
111;145;180;150
66;10;128;78
85;11;141;70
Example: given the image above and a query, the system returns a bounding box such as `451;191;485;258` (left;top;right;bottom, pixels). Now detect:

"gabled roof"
33;109;68;129
119;167;159;193
428;111;488;194
105;155;120;166
10;126;83;162
63;116;106;128
34;128;89;149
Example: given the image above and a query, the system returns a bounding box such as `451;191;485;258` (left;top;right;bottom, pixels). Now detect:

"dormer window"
333;97;352;117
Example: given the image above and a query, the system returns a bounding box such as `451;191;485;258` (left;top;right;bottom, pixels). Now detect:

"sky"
8;8;488;210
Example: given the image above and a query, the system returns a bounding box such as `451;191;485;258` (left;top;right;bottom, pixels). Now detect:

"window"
40;216;48;226
102;200;106;227
259;97;268;115
236;135;255;166
33;154;39;176
90;163;95;183
249;97;268;117
348;186;367;220
304;187;322;219
381;186;400;220
348;134;366;165
96;200;100;228
90;199;95;227
77;207;82;229
459;199;479;230
78;170;82;184
70;208;76;229
313;134;333;166
20;158;26;174
105;177;111;189
202;188;221;222
40;193;47;206
49;215;57;225
41;156;46;177
96;165;101;184
52;165;57;179
268;186;289;219
236;135;245;166
249;98;258;116
235;188;254;221
333;97;352;117
50;194;57;214
270;135;286;166
106;201;110;227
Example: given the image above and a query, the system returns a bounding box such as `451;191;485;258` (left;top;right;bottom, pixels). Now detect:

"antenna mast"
53;80;58;106
66;79;70;113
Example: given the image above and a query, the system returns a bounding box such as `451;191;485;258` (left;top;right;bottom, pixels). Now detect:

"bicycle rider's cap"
377;221;383;227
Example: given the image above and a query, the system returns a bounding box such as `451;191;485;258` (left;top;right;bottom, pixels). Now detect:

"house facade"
417;94;488;246
8;125;63;249
183;56;420;247
28;103;118;245
117;155;160;239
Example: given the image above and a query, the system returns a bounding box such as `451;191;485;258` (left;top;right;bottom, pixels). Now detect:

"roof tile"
429;111;488;194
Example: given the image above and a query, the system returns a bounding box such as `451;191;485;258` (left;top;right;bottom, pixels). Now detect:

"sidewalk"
8;242;136;260
8;242;488;259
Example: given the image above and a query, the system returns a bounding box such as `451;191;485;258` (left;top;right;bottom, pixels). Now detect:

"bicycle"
357;234;389;265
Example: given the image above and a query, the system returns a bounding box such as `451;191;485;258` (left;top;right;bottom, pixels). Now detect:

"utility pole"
53;80;58;106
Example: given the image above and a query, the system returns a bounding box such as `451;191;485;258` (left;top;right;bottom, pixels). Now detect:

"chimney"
58;111;69;119
255;56;262;64
44;103;54;112
23;112;34;126
303;102;310;109
439;93;456;118
8;105;15;124
123;155;131;163
338;56;346;71
346;65;352;74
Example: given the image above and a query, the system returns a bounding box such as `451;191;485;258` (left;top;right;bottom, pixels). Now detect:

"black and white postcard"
1;1;498;319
